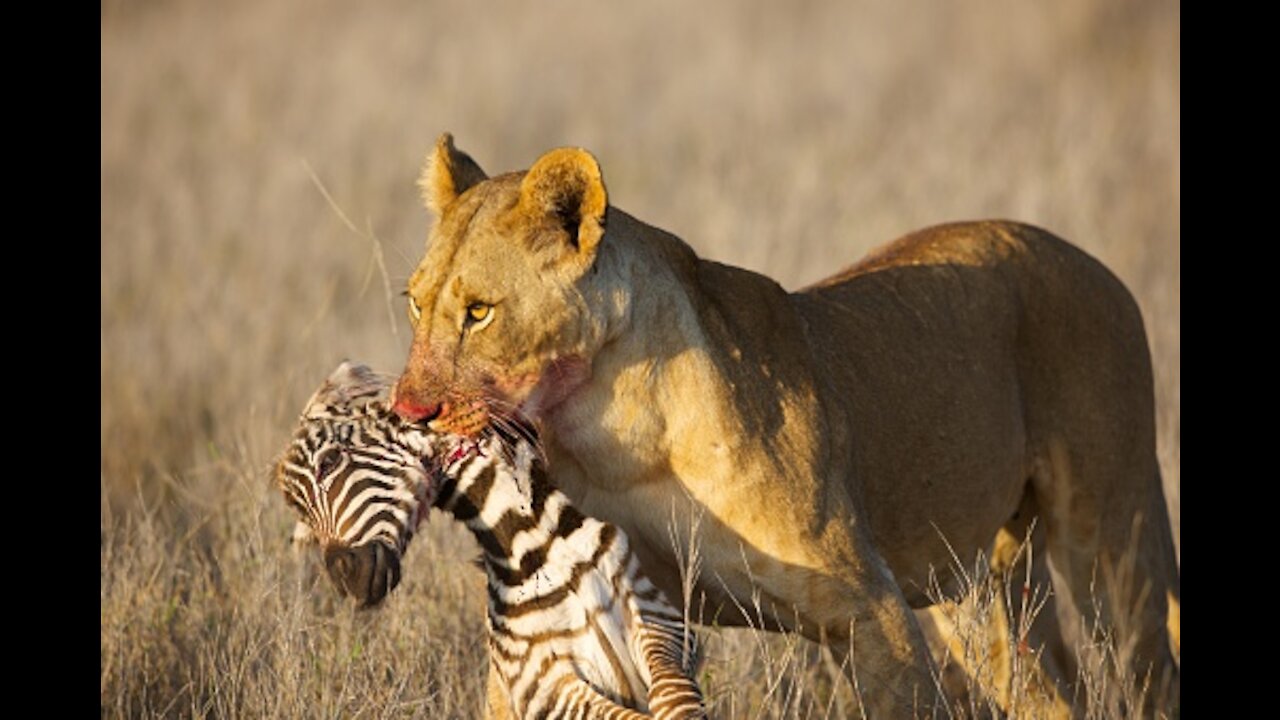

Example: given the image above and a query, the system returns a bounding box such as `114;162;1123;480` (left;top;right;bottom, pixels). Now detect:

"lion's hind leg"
918;493;1074;719
989;493;1075;718
1032;439;1179;716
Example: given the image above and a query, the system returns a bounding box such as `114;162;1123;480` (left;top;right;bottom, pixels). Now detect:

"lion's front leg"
734;525;945;718
824;569;944;718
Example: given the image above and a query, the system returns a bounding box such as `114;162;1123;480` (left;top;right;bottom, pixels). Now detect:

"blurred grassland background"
101;0;1178;716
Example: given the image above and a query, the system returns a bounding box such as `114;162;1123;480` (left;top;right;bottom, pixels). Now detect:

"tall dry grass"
101;0;1178;716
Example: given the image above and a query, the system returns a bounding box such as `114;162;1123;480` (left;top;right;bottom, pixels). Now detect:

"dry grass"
101;0;1178;716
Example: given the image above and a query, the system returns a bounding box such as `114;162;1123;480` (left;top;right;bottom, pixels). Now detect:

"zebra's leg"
483;660;516;720
637;622;705;719
551;676;651;720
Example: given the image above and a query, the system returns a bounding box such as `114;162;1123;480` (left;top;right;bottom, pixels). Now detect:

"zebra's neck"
434;438;591;586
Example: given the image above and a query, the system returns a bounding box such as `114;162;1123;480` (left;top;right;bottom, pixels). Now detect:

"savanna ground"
101;1;1179;716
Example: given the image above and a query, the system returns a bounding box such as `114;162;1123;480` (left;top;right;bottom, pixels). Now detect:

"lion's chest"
544;362;679;492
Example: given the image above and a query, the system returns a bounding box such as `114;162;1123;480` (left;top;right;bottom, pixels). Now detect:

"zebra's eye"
316;449;341;480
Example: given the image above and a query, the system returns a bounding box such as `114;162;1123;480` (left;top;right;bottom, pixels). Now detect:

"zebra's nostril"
322;543;401;607
322;546;360;596
362;542;401;608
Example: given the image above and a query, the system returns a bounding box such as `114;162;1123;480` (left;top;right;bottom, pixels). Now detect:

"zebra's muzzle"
323;541;402;608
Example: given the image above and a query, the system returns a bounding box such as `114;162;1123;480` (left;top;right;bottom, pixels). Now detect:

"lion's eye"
407;296;422;324
465;302;493;328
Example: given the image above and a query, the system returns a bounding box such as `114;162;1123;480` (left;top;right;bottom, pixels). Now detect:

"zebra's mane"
302;360;391;420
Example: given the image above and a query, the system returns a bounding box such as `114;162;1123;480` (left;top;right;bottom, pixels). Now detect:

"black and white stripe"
276;362;705;719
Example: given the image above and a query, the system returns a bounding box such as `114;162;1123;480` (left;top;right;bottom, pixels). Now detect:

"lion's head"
392;133;621;435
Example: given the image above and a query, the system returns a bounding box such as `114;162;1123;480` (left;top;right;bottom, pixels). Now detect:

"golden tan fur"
393;134;1180;716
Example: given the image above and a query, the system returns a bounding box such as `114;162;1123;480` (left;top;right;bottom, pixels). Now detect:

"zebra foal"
275;362;705;719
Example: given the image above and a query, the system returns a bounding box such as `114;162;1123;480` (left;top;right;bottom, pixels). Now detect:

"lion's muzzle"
392;395;441;423
390;377;443;422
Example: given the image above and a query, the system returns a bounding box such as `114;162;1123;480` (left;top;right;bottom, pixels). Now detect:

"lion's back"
790;220;1156;590
799;219;1148;369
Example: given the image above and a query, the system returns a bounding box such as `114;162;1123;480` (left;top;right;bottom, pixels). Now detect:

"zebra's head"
275;361;446;608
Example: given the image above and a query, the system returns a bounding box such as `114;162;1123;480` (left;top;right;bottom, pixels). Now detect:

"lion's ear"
419;132;488;215
518;146;608;264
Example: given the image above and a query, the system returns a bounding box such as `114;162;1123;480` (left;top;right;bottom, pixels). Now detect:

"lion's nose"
392;397;442;422
391;381;443;422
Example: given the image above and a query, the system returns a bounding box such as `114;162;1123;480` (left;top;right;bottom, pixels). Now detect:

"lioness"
391;134;1180;716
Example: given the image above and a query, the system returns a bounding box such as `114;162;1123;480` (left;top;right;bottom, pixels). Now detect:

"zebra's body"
276;362;704;719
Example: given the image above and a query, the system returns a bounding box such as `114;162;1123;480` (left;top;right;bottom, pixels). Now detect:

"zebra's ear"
290;521;316;550
303;361;387;418
512;441;536;505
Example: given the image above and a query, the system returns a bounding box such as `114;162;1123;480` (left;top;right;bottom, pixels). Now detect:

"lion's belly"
858;390;1028;607
803;278;1030;605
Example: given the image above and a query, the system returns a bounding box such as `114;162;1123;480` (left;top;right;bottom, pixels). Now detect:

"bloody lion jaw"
427;398;490;437
520;356;591;418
